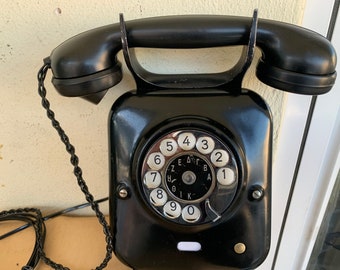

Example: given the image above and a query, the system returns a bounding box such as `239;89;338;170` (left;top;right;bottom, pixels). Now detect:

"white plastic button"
178;132;196;150
182;205;201;223
177;242;202;251
150;188;167;206
196;136;215;154
147;152;165;170
210;149;229;167
163;201;181;219
217;167;235;185
144;171;162;189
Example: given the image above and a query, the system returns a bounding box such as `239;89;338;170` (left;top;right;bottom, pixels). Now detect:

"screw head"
117;184;130;199
250;185;264;201
252;189;263;200
118;188;128;198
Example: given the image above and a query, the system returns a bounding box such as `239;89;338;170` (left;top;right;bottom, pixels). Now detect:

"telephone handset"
49;13;336;102
43;11;336;270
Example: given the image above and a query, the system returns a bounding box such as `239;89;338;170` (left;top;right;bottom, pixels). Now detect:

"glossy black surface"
44;13;337;270
109;89;272;270
48;14;336;100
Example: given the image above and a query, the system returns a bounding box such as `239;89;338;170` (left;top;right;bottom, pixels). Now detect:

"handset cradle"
119;10;259;93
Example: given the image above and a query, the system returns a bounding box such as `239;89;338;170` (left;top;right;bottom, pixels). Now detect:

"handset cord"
31;60;113;269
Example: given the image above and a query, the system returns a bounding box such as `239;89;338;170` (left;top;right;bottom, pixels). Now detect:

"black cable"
0;208;46;270
0;198;109;270
0;197;108;240
0;61;114;270
37;60;113;269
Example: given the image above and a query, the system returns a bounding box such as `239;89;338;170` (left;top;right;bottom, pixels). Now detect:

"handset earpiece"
49;25;123;103
255;20;337;94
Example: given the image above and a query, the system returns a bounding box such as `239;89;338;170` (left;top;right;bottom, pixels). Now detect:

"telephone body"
45;12;336;270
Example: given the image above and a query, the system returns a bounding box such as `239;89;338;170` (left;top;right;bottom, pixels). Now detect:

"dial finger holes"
141;128;239;225
217;167;236;186
150;188;167;206
163;201;182;219
182;205;201;223
196;136;215;154
211;149;229;167
178;132;196;150
147;152;165;170
144;171;162;189
160;138;178;156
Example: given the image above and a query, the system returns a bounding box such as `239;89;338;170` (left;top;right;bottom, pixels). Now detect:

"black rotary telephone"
41;11;336;270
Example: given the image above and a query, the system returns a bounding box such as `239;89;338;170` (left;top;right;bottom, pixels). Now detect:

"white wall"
273;0;340;268
0;0;306;213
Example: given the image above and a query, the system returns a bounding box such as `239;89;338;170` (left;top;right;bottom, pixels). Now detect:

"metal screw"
250;185;264;200
252;189;263;200
117;184;130;199
118;188;128;198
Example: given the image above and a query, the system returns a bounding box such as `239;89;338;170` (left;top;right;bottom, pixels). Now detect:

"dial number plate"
141;129;239;224
165;154;214;202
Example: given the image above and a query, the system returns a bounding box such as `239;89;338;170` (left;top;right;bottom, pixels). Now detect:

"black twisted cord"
36;60;113;269
0;208;46;270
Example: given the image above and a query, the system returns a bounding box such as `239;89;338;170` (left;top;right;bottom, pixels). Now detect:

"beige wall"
0;0;306;213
